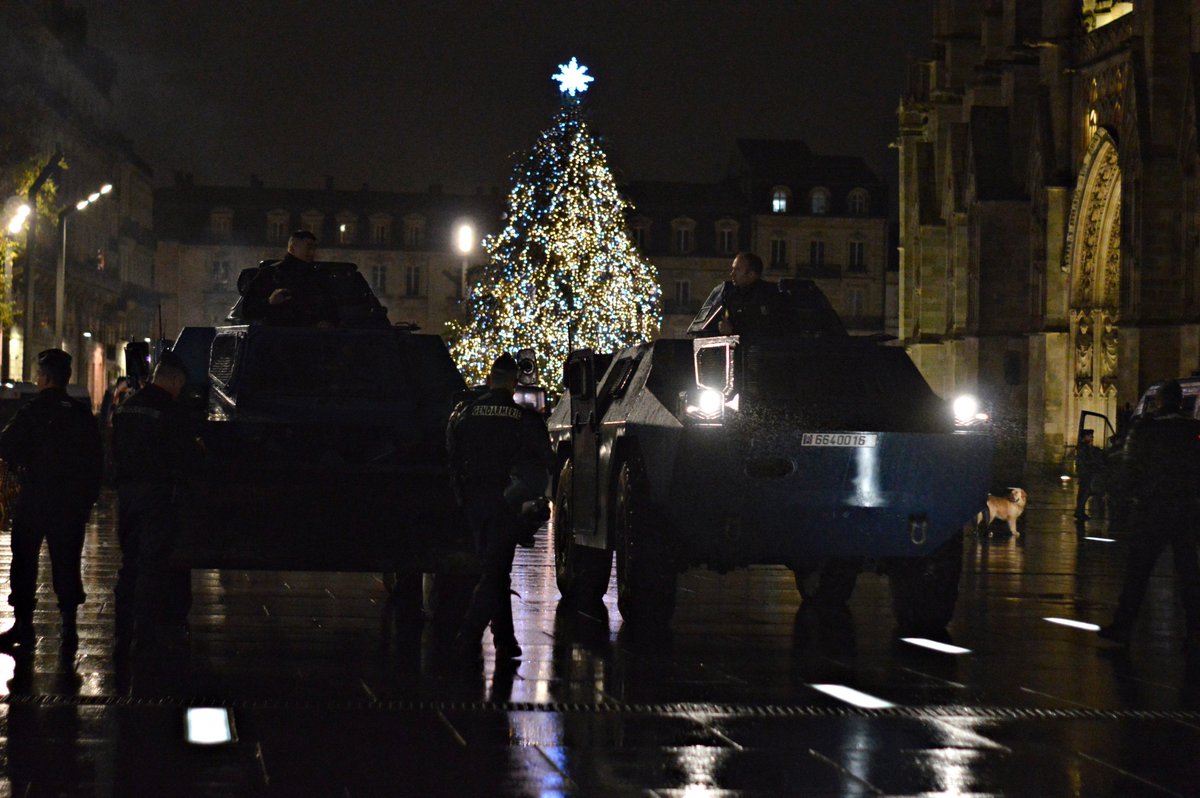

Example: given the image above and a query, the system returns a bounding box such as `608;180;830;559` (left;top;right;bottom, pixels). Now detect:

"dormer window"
630;216;651;251
370;213;393;245
671;217;696;254
336;212;357;245
300;210;324;238
404;214;426;249
810;188;830;215
266;209;289;243
771;187;791;214
848;188;870;216
210;207;233;240
715;218;739;254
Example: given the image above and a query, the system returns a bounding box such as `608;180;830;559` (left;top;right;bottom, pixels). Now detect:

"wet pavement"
1;470;1199;795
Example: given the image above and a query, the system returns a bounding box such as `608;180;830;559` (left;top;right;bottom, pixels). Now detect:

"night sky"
84;1;935;200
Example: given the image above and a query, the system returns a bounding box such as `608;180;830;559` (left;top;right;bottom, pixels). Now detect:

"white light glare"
809;684;895;709
143;337;151;343
953;394;979;423
185;707;234;745
698;388;723;416
1084;536;1116;543
75;200;89;211
455;224;474;254
82;331;92;338
87;192;100;203
1043;617;1100;631
552;57;594;97
1060;475;1072;482
99;184;112;194
901;637;972;655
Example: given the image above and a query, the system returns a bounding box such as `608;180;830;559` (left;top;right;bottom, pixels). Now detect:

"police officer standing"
1074;428;1106;522
0;349;103;651
241;230;338;327
447;353;553;661
1099;379;1200;649
112;350;199;651
689;252;786;337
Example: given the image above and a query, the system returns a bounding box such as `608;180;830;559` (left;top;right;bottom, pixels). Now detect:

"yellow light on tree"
449;59;661;386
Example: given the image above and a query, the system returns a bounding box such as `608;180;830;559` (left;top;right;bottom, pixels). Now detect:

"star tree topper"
552;57;594;97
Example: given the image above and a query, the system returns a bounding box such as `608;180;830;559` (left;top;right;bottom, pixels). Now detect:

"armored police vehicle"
170;261;470;590
548;279;994;633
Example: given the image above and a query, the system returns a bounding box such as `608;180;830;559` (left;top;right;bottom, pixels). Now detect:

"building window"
210;208;233;239
847;287;864;318
404;216;425;249
810;239;825;267
370;215;392;245
848;188;870;216
370;265;387;295
632;226;646;250
211;259;232;290
716;219;738;254
301;211;324;237
810;188;830;215
267;210;289;244
404;265;422;297
674;279;690;309
338;221;357;245
770;238;788;269
671;218;696;254
848;241;866;272
771;186;791;213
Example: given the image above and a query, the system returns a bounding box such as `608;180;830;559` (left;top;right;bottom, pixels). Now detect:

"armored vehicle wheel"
792;558;860;607
887;532;964;636
552;461;612;606
614;458;677;626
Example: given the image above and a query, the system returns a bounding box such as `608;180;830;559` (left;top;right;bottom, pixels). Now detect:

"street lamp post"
455;223;475;300
2;202;32;381
22;148;64;380
55;183;112;350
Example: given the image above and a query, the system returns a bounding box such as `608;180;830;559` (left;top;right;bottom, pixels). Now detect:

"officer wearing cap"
447;353;553;661
0;349;103;651
112;349;202;651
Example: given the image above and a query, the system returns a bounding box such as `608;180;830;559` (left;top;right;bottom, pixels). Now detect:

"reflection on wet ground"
1;470;1199;794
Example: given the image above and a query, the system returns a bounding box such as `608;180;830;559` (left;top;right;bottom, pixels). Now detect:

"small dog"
975;487;1028;537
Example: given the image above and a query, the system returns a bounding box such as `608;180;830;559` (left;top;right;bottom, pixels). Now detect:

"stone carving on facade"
1074;308;1095;397
1099;311;1119;396
1102;197;1121;307
1081;13;1135;62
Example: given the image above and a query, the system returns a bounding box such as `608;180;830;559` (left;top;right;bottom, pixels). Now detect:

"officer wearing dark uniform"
1074;428;1106;521
1099;380;1200;648
0;349;102;651
690;252;785;337
242;230;339;327
112;350;199;649
447;353;553;660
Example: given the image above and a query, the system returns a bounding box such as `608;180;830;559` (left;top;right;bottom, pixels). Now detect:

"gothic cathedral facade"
898;0;1200;466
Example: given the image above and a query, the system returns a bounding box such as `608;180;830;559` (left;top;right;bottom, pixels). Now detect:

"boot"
0;612;34;650
61;609;78;649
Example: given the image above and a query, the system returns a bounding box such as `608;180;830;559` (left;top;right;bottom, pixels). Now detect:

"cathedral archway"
1064;128;1121;439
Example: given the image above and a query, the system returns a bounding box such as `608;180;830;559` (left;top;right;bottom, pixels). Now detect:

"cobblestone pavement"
0;470;1197;795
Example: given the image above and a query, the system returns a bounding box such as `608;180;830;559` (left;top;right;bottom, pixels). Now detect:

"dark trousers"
115;483;191;635
1111;503;1200;634
458;488;518;645
1075;476;1097;518
8;509;88;614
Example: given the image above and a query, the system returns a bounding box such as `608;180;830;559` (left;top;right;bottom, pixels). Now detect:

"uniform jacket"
446;388;553;493
242;254;339;327
0;386;102;515
112;383;199;487
1125;410;1200;504
692;280;786;337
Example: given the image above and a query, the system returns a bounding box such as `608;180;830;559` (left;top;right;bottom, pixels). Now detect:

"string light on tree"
449;58;661;386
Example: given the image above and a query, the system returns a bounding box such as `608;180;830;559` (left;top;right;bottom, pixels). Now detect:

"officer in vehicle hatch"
1099;379;1200;651
0;349;103;652
242;229;339;327
691;252;786;337
447;353;553;662
112;350;202;652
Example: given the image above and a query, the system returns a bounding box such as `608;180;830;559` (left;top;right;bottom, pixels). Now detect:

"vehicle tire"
552;460;612;606
792;558;860;607
887;532;964;636
614;458;677;626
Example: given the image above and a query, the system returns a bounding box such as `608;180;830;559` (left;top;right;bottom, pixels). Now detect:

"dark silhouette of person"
242;229;339;327
112;350;201;651
447;353;553;661
1074;428;1106;521
1099;380;1200;649
690;252;785;337
0;349;103;652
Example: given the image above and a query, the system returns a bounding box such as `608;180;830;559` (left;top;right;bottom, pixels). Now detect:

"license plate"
801;432;878;448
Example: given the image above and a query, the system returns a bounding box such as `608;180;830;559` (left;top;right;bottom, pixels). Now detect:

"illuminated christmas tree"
449;58;661;385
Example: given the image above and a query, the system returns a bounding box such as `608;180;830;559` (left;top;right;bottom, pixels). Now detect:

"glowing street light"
57;181;115;348
5;203;30;236
455;223;475;299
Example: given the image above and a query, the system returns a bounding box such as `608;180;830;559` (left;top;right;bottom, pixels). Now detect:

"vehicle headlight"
952;393;989;426
698;388;723;416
